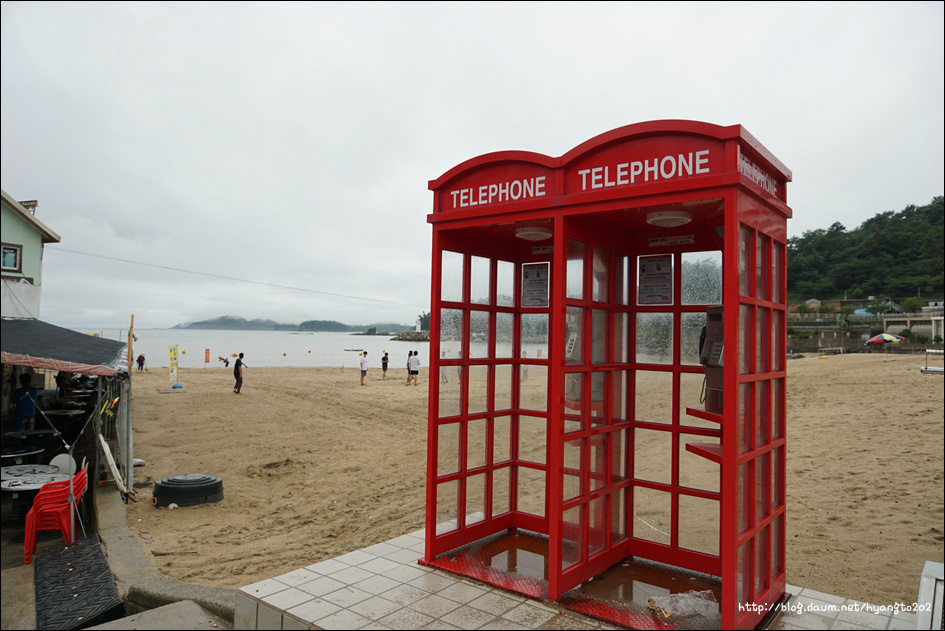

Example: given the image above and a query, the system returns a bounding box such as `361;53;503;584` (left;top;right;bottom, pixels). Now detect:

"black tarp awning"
1;319;127;376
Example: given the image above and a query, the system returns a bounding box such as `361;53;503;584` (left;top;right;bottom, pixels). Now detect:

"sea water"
82;328;430;369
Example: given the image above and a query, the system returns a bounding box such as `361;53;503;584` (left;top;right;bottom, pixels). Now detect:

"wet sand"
124;352;944;607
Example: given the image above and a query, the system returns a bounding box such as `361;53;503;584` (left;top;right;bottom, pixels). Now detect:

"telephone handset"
699;306;724;413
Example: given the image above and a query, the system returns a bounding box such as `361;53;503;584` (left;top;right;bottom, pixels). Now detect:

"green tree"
418;311;431;330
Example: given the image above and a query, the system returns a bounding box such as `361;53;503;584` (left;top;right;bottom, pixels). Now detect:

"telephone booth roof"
428;120;792;232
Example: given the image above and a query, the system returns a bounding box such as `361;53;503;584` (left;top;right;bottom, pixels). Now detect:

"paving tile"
275;568;321;587
282;613;311;631
439;604;501;630
233;591;258;630
330;564;378;585
408;571;461;593
315;607;374;630
355;574;405;596
297;575;346;597
241;577;290;599
306;558;352;575
499;601;557;627
377;607;436;630
257;602;284;630
410;593;465;618
467;591;523;616
350;595;404;621
536;611;602;629
388;533;425;548
384;547;426;565
420;621;463;630
337;549;378;566
285;597;342;625
363;541;401;557
322;585;376;608
436;581;490;605
359;556;403;575
380;583;433;607
262;586;316;610
382;563;432;584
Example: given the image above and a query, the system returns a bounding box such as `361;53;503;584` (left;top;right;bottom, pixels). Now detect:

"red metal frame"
423;120;792;630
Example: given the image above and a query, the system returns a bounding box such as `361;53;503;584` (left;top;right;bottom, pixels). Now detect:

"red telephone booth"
422;120;791;630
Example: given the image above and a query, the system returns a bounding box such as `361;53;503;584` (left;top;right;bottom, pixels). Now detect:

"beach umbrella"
865;333;904;358
865;333;904;344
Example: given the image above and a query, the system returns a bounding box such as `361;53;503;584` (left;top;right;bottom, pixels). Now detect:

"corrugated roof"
1;319;126;375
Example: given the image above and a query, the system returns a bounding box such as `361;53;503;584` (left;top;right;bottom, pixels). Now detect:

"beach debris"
152;473;224;508
647;590;718;618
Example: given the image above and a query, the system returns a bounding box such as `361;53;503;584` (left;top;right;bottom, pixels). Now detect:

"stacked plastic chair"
24;467;88;564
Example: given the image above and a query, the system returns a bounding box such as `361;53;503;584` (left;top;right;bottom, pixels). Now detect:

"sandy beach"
123;352;944;608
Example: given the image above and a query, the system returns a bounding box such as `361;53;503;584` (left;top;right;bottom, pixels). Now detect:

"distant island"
172;316;413;334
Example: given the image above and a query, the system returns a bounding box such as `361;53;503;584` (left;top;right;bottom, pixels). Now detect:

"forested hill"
787;196;944;299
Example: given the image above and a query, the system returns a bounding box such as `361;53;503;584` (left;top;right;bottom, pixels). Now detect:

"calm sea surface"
81;329;430;370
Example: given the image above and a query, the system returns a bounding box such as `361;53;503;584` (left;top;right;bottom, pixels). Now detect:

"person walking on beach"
408;350;421;386
360;351;369;385
381;352;389;380
233;353;246;394
136;354;146;372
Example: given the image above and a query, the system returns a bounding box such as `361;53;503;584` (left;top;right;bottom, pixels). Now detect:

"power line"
52;247;429;310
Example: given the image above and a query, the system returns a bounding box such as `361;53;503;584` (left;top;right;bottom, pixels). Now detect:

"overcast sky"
2;2;942;330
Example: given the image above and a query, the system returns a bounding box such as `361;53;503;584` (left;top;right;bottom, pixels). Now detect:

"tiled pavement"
235;528;921;630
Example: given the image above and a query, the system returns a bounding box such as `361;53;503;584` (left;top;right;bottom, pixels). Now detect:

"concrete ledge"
88;599;231;630
95;484;236;623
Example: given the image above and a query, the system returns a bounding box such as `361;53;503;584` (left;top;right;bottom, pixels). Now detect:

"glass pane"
438;365;462;418
772;310;784;371
636;312;673;364
740;227;753;297
497;260;515;307
564;373;583;433
466;474;486;525
635;370;673;424
470;256;491;305
588;496;606;557
562;505;583;569
756;234;770;302
494;416;512;463
772;242;784;304
468;365;488;415
494;364;512;412
772;446;783;508
772;378;784;439
679;434;720;492
520;365;547;412
518;415;547;465
680;371;715;428
682;251;722;305
441;250;464;303
755;528;769;597
495;312;514;358
756;308;769;373
521;313;548;360
493;466;511;516
611;428;628;483
679;496;719;556
681;312;707;365
739;383;751;453
738;463;749;533
756;453;770;520
615;255;631;305
467;418;487;470
440;309;464;360
633;487;670;544
611;488;628;545
517;466;545;517
613;312;629;364
469;310;490;359
522;262;550;307
590;372;607;426
566;307;584;365
590;434;607;492
437;422;460;475
436;480;458;535
563;438;583;501
740;304;752;374
634;428;671;483
567;240;586;300
772;515;784;579
592;309;608;365
738;544;749;608
612;370;628;424
592;247;610;303
755;380;770;448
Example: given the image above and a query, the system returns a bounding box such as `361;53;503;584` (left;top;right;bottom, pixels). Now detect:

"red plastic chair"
24;468;88;564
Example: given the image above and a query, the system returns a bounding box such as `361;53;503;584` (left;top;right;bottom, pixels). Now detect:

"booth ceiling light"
515;226;553;241
646;210;692;228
